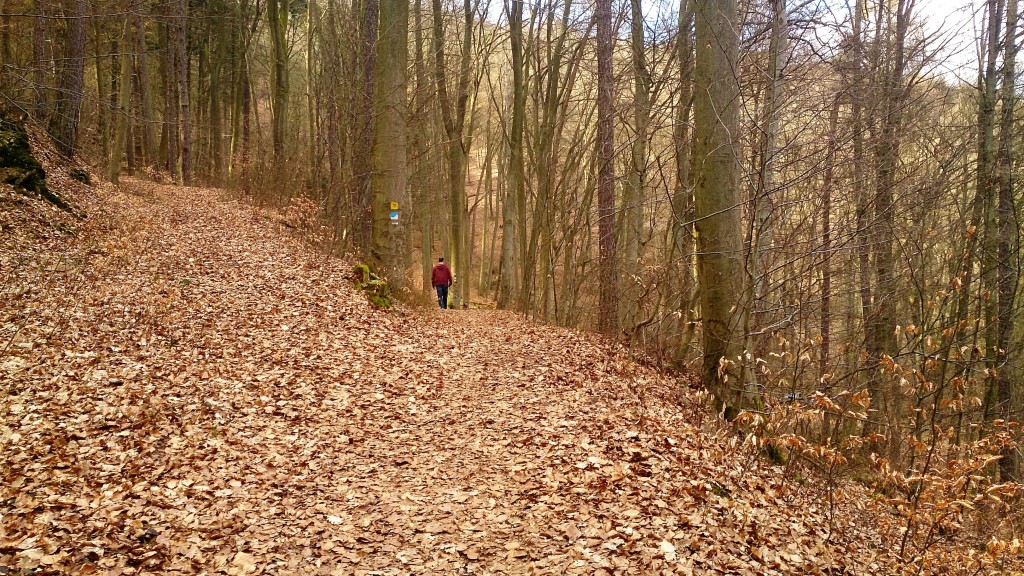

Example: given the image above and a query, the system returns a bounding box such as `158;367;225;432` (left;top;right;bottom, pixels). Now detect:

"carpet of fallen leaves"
0;177;1015;575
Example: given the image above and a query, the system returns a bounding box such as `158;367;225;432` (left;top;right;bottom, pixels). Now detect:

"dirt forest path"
2;180;889;575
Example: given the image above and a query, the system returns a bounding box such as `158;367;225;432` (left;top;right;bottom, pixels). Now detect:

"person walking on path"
431;257;453;309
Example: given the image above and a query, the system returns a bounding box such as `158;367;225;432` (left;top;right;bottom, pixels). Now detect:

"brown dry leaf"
1;176;1013;576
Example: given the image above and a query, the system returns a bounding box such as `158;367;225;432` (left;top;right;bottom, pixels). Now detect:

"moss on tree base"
352;263;392;308
0;116;81;216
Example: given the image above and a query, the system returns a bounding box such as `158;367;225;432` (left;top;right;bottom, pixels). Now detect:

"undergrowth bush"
739;384;1022;574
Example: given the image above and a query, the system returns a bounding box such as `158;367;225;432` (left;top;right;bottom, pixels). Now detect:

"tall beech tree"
694;0;757;416
370;0;410;288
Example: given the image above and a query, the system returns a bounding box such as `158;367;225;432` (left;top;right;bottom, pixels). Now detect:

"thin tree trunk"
820;94;840;380
33;0;47;118
623;0;651;330
748;0;786;349
97;35;112;162
164;16;179;177
133;0;156;168
176;0;191;182
209;49;224;184
107;19;134;184
412;0;433;293
0;0;9;90
306;0;318;185
47;0;86;157
995;0;1018;480
267;0;290;165
671;0;696;361
596;0;618;335
499;0;524;309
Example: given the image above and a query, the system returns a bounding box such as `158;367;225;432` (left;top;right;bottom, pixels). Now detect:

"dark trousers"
435;285;449;309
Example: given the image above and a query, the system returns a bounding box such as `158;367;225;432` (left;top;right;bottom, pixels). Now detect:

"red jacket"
431;263;453;287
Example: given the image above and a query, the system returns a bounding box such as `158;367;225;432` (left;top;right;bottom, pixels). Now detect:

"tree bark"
498;0;524;309
412;0;434;293
95;33;111;162
995;0;1018;480
595;0;618;335
47;0;86;157
370;0;409;288
33;0;47;118
306;0;319;186
820;94;840;380
161;17;177;174
353;0;379;253
133;0;156;168
694;0;756;417
107;19;134;184
671;0;696;361
622;0;651;330
176;0;191;182
267;0;290;165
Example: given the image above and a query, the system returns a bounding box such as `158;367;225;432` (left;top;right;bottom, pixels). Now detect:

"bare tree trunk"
411;0;434;293
995;0;1018;480
851;0;874;408
107;18;134;184
47;0;86;157
431;0;474;309
747;0;786;353
306;0;319;186
521;0;575;319
208;33;224;184
622;0;650;331
228;0;257;179
353;0;378;253
267;0;290;166
671;0;696;361
820;94;840;380
162;18;177;174
370;0;409;287
95;33;111;162
33;0;47;118
867;0;911;452
133;0;156;168
176;0;191;182
0;0;9;91
694;0;756;417
595;0;618;335
499;0;524;309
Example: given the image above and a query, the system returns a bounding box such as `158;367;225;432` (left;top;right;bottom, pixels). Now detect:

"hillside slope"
0;179;996;575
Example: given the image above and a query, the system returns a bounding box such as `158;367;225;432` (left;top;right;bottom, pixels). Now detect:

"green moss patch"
352;263;392;308
0;118;47;195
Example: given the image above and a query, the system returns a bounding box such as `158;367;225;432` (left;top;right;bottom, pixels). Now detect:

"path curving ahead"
1;180;887;575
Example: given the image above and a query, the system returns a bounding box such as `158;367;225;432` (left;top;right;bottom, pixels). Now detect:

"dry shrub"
753;392;1023;574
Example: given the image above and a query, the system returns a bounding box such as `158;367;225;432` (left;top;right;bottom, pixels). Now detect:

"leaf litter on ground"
0;178;1011;575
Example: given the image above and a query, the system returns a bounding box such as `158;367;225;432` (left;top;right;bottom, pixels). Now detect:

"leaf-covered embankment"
1;179;953;575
